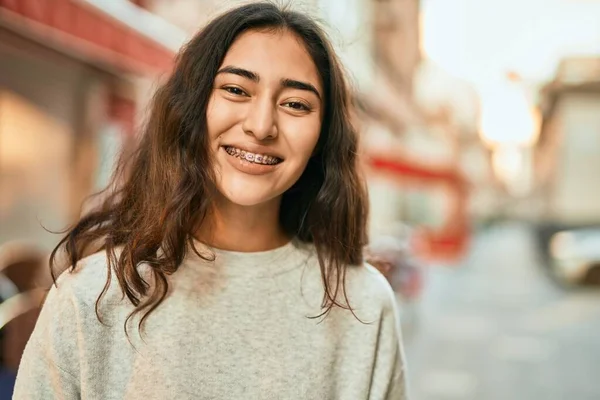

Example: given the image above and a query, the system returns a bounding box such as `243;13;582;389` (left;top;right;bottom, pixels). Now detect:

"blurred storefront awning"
0;0;184;75
368;155;466;185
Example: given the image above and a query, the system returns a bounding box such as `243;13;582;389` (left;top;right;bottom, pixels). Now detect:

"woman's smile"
221;145;283;176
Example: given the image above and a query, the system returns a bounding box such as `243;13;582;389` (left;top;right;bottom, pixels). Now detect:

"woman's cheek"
207;97;246;139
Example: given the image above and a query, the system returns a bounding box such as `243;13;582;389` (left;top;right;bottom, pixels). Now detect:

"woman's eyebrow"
217;65;321;100
281;78;321;100
217;65;259;82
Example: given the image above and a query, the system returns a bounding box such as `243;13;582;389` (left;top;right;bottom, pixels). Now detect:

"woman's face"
206;29;323;207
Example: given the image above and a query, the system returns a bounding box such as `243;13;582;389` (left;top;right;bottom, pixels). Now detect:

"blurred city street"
2;0;600;397
406;223;600;400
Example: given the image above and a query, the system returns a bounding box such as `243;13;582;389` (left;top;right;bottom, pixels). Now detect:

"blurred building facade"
355;0;489;261
535;57;600;228
0;0;179;248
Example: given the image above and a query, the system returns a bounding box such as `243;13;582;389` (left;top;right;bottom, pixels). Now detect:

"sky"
421;0;600;87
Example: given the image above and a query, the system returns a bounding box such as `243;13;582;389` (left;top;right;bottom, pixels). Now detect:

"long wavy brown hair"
50;2;368;331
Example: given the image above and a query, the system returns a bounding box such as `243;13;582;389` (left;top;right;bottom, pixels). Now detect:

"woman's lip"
221;145;284;161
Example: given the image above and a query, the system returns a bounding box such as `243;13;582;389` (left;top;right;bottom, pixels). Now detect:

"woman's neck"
196;196;290;252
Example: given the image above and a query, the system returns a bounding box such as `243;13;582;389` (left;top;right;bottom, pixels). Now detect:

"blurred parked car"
549;228;600;285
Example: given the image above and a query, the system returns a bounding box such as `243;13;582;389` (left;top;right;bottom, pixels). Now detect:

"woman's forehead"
219;29;322;92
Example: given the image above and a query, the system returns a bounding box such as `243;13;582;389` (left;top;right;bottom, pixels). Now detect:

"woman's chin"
219;189;279;208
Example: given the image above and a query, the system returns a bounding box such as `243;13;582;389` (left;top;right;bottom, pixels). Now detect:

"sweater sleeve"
13;279;81;399
369;282;409;400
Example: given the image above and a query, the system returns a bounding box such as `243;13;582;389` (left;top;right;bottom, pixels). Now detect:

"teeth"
224;146;280;165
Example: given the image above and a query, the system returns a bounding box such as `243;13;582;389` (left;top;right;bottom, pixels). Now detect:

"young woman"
14;2;407;399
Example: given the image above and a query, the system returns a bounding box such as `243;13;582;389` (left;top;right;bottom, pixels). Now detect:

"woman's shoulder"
345;262;398;315
53;249;122;308
299;247;398;319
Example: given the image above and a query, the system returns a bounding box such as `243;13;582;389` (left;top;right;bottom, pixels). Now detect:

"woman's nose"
241;98;278;140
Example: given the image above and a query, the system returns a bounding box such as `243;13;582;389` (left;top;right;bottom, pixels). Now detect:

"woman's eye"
223;86;247;96
284;101;310;111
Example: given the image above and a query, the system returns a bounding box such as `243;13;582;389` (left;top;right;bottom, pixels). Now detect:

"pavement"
403;223;600;400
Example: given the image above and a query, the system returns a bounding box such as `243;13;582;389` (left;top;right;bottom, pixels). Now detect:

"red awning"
0;0;175;75
368;156;466;186
366;154;470;263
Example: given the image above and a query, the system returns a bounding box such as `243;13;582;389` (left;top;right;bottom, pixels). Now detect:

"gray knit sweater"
14;240;407;399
